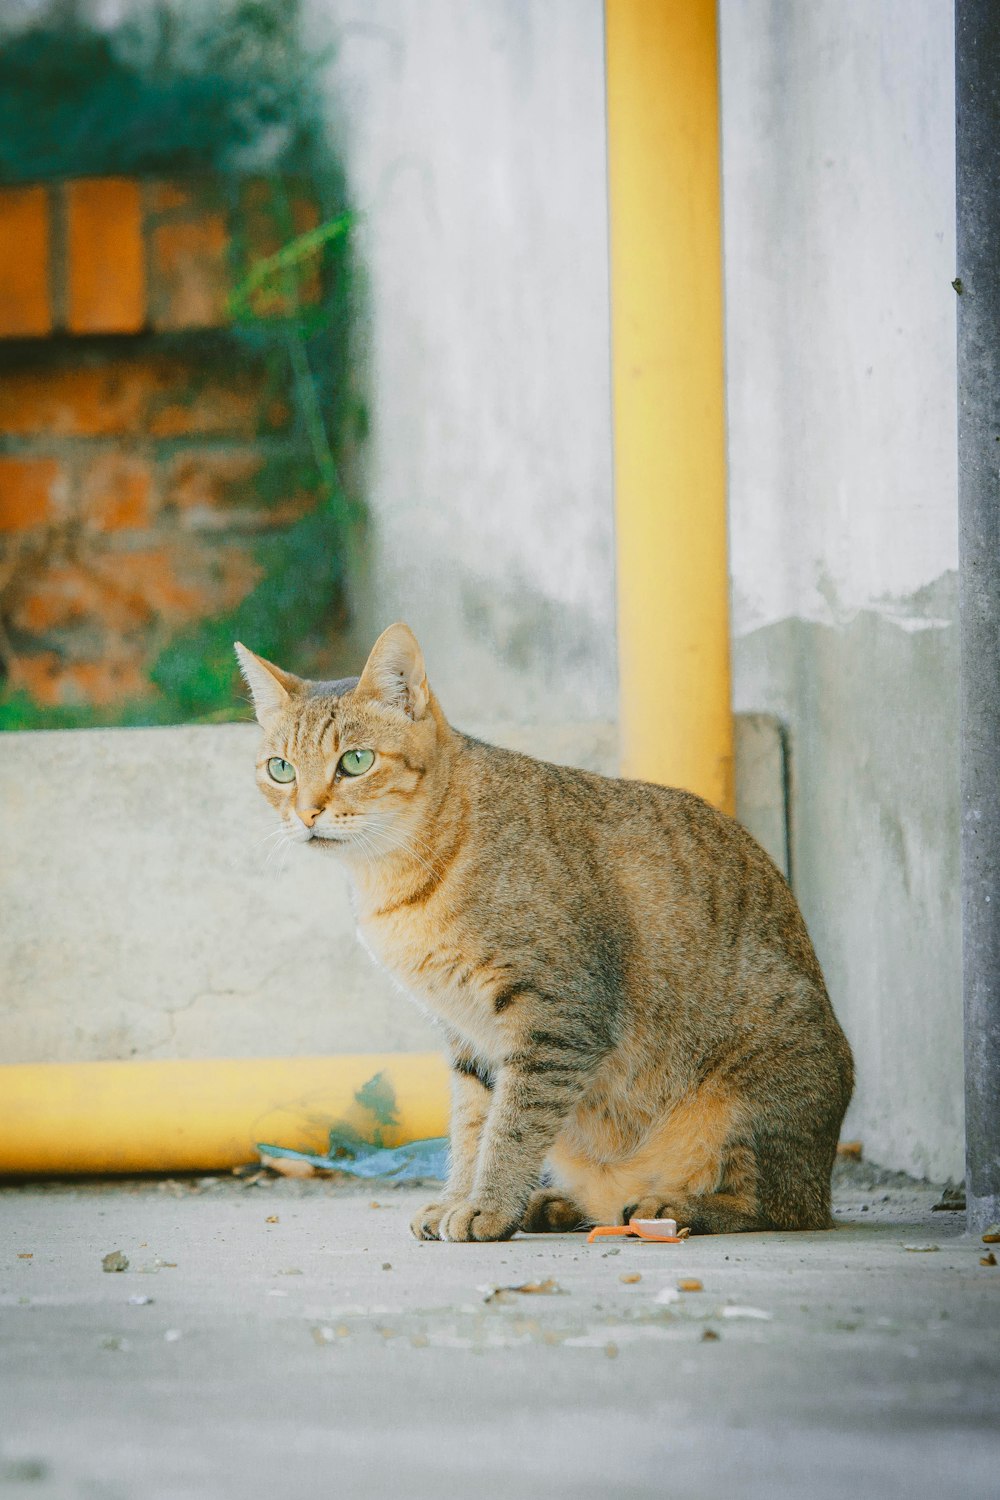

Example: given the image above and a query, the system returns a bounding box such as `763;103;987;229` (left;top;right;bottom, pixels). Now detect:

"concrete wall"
720;0;962;1180
0;720;617;1066
306;0;618;730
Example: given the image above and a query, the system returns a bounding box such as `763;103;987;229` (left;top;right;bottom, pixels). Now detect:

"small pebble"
101;1251;129;1273
265;1216;279;1225
382;1262;392;1271
701;1328;720;1342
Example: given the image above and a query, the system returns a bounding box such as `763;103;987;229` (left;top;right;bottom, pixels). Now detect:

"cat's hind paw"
621;1197;679;1225
522;1189;590;1233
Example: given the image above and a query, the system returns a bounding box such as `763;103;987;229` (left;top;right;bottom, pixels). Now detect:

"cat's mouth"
307;829;347;847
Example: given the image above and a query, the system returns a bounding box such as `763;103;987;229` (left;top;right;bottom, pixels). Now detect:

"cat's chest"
357;906;506;1057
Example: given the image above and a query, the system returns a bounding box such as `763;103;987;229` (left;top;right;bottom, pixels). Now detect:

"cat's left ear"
234;642;303;725
355;622;429;720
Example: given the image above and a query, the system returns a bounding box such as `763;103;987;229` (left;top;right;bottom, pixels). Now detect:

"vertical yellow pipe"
605;0;734;812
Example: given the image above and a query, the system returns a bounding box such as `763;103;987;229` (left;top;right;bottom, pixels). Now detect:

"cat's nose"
297;806;322;828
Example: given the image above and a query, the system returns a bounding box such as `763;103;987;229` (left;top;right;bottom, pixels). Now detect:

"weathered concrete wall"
1;1;964;1187
303;0;617;727
0;720;616;1066
720;0;962;1180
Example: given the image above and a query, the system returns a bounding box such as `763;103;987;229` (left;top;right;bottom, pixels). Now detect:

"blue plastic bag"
258;1134;449;1182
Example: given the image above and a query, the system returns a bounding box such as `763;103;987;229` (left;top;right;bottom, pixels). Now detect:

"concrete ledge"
0;719;618;1065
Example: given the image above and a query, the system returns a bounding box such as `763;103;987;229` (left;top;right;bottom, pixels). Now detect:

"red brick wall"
0;176;321;710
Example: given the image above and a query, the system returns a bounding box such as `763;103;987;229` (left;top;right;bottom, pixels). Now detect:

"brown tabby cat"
236;623;854;1242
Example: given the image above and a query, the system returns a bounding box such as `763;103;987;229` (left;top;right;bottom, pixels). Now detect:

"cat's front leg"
436;1032;599;1243
411;1051;493;1240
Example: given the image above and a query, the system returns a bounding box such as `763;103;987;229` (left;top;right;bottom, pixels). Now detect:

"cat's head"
235;622;441;859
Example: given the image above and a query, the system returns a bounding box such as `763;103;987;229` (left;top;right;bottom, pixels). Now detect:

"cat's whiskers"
250;823;290;855
361;825;438;883
362;814;446;881
261;822;298;876
352;826;382;875
275;835;296;880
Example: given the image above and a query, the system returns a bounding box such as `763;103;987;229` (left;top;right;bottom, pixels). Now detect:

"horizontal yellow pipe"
2;1054;450;1176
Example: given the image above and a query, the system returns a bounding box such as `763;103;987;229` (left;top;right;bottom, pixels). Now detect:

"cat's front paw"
410;1201;451;1240
437;1200;519;1242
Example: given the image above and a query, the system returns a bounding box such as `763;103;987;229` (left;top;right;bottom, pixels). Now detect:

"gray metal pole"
956;0;1000;1235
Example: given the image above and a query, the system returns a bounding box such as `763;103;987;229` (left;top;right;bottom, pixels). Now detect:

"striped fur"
238;624;854;1241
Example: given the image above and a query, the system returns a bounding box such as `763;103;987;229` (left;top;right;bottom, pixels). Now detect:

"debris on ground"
619;1272;642;1284
721;1305;772;1320
701;1328;720;1342
260;1154;316;1179
235;1170;268;1188
980;1251;997;1266
982;1225;1000;1244
678;1278;704;1292
587;1218;688;1243
482;1278;565;1303
902;1243;939;1252
931;1184;966;1212
127;1294;153;1305
101;1251;129;1273
265;1216;279;1224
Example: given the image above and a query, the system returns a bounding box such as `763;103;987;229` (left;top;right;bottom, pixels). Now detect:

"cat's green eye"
267;757;296;784
339;748;375;777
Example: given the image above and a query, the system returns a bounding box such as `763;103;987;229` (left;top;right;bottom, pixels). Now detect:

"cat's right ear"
234;643;302;725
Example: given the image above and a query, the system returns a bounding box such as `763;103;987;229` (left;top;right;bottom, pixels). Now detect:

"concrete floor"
1;1164;997;1500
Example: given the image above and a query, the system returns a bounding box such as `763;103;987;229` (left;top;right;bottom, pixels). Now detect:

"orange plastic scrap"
587;1218;689;1244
